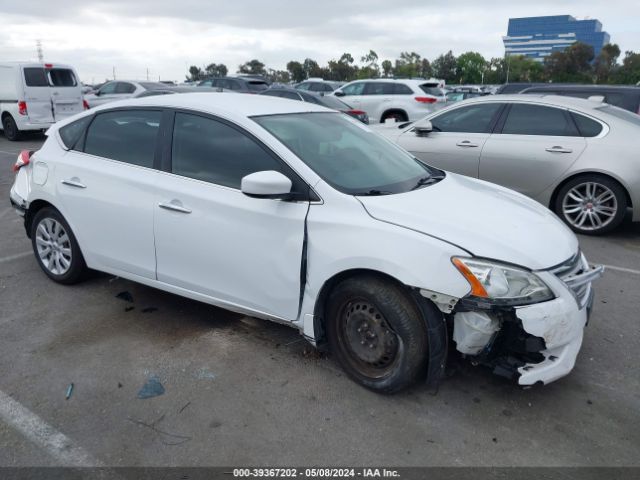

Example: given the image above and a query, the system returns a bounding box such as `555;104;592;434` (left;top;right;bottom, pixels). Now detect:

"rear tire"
554;174;627;235
30;207;87;284
2;114;21;141
326;275;431;393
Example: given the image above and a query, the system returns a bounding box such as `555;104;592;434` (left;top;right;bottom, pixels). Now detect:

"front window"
254;112;438;195
431;103;503;134
341;82;365;96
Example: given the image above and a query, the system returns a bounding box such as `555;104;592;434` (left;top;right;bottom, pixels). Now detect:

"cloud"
0;1;637;82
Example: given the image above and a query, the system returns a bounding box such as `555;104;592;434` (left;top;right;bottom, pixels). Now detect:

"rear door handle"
61;179;86;189
456;140;479;148
545;146;573;153
159;201;192;214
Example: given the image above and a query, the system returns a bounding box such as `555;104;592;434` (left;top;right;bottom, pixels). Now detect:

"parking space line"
0;251;32;264
602;264;640;276
0;149;20;155
0;389;103;466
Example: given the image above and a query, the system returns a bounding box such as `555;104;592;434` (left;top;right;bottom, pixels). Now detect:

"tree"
544;42;594;82
328;53;358;81
419;59;433;79
286;61;305;83
186;65;204;82
506;55;545;82
266;69;291;84
456;52;487;84
594;43;621;83
238;59;266;76
432;51;457;83
394;51;422;78
381;60;393;77
359;50;380;79
613;50;640;84
484;57;507;84
205;63;228;78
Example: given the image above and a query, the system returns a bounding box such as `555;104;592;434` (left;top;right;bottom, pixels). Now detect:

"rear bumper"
9;185;27;217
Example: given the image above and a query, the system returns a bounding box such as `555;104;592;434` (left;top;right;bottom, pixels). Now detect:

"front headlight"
452;257;554;306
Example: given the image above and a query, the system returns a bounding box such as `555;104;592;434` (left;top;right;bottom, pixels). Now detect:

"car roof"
453;93;611;112
89;92;331;117
523;84;640;93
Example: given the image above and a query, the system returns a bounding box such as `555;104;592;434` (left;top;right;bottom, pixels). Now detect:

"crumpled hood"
358;173;578;270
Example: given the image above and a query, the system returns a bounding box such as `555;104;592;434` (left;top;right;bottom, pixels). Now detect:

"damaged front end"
429;252;604;386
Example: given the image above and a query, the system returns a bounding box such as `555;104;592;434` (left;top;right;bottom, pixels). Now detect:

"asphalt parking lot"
0;133;639;468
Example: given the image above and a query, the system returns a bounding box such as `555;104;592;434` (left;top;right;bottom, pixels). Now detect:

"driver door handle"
159;201;192;214
456;140;479;148
545;146;573;153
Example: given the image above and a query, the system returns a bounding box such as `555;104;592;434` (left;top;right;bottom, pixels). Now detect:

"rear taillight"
83;99;90;110
12;150;32;173
344;110;369;123
18;101;27;115
415;96;437;104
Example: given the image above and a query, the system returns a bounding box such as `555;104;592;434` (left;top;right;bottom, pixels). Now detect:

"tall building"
503;15;610;62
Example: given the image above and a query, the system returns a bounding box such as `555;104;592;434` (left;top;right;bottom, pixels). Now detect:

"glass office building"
503;15;610;62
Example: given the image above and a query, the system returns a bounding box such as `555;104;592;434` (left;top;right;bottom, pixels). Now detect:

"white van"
0;62;84;141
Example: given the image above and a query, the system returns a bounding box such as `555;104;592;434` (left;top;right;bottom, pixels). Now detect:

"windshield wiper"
411;174;444;190
356;189;394;196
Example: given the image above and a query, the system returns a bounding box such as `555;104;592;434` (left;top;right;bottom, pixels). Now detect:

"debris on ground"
127;414;191;445
141;307;158;313
65;383;74;400
116;291;134;303
194;368;216;380
137;375;165;399
124;306;135;312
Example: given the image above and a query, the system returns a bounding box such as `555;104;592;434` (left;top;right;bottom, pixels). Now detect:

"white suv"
333;79;446;123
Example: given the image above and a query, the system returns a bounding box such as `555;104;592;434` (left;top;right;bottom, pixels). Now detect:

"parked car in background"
134;86;223;98
260;87;369;123
446;86;489;103
197;76;269;93
0;62;85;141
373;95;640;235
9;93;602;392
521;85;640;115
495;83;547;94
332;79;446;123
84;81;167;108
295;79;344;93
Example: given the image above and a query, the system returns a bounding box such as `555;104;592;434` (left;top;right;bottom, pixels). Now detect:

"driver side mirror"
414;119;433;136
241;171;293;200
334;91;345;97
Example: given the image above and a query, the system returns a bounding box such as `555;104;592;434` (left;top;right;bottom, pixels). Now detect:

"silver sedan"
374;95;640;235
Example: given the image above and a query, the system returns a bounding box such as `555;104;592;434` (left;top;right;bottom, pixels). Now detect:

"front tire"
2;114;21;141
30;207;87;284
326;275;431;393
554;174;627;235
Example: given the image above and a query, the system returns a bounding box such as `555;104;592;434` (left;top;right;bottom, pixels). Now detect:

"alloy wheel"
561;181;618;231
35;217;73;275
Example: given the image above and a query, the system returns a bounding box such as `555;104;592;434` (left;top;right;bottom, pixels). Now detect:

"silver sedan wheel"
35;218;72;275
561;181;618;231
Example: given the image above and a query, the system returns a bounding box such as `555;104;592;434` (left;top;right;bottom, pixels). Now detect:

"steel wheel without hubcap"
35;218;72;275
561;181;617;232
337;299;400;378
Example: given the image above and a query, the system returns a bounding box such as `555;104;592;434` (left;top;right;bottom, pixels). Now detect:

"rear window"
597;105;640;127
247;81;269;92
48;68;77;87
420;84;444;96
23;68;48;87
317;95;350;110
59;115;93;149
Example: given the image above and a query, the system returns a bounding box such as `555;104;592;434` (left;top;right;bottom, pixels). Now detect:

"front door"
398;102;504;178
154;111;308;320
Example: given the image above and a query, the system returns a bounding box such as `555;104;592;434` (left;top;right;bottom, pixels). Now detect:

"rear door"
47;66;83;120
54;108;162;278
398;102;504;178
21;66;54;124
479;103;587;197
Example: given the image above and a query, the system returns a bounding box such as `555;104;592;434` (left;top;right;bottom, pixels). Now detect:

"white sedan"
373;94;640;235
10;93;603;392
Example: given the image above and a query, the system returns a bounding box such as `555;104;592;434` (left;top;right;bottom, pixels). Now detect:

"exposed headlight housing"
452;257;554;306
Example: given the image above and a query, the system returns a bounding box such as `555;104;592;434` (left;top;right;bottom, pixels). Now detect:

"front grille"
550;252;592;307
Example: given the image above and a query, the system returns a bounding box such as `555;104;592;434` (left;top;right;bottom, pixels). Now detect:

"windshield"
254;112;438;195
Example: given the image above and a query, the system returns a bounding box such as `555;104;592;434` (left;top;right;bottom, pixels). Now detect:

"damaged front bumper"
448;252;604;386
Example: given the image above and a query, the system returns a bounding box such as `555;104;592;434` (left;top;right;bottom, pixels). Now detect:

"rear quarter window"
59;115;93;149
571;113;603;137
